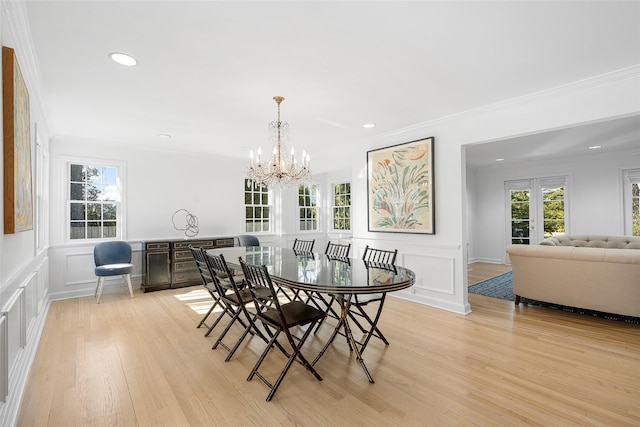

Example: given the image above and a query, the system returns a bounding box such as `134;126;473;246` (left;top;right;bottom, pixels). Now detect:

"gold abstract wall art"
3;46;33;233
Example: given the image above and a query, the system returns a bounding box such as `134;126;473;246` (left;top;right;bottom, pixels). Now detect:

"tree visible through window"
626;169;640;236
244;179;271;232
298;184;318;231
69;163;119;240
542;186;565;238
633;182;640;236
332;182;350;230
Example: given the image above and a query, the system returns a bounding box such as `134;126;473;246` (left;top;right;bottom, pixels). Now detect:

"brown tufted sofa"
506;235;640;317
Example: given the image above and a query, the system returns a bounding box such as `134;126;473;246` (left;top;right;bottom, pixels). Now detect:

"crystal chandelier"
247;96;311;187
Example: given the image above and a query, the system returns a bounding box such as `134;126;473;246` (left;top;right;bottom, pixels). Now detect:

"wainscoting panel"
0;254;50;425
64;251;96;286
2;288;25;381
403;253;455;295
0;314;7;403
22;273;37;339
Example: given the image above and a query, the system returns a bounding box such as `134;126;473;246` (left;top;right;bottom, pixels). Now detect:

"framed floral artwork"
367;137;434;234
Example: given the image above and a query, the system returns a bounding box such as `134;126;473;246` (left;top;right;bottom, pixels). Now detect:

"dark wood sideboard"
142;237;235;292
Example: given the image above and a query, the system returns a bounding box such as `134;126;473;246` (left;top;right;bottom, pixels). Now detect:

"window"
624;169;640;236
332;182;351;230
244;179;271;232
68;163;120;240
506;176;567;245
298;184;318;231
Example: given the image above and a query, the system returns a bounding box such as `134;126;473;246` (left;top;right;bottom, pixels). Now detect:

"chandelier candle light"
247;96;311;186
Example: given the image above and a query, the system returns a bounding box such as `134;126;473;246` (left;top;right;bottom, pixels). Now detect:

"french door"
506;176;568;246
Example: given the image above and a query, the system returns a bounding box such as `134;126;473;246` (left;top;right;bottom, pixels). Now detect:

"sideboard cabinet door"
142;242;171;292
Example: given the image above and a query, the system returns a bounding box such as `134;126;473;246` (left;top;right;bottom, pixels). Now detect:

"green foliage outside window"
542;187;565;237
69;164;118;239
298;184;318;231
333;183;351;230
633;183;640;236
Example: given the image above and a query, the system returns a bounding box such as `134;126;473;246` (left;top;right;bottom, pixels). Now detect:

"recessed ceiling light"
156;133;171;139
588;145;602;150
110;52;137;67
495;158;505;162
362;123;376;128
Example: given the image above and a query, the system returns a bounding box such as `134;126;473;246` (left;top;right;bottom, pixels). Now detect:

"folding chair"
311;241;352;332
189;245;228;336
292;238;315;253
239;258;325;401
348;246;398;353
203;250;272;361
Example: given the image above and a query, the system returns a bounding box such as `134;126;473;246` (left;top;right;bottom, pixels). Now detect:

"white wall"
0;1;51;425
348;66;640;315
468;150;640;264
46;137;253;298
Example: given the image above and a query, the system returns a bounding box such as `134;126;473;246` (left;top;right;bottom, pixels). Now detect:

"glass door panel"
510;189;531;245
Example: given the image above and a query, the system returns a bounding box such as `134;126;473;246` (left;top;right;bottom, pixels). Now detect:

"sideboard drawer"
142;236;235;291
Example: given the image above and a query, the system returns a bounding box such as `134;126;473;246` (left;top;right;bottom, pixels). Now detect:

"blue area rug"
469;271;640;324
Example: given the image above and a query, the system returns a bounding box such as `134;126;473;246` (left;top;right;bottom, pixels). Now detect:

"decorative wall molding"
367;65;640;144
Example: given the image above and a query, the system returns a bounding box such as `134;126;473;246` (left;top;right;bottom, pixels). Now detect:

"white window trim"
623;168;640;236
244;179;273;234
63;156;126;242
330;181;351;232
298;182;320;233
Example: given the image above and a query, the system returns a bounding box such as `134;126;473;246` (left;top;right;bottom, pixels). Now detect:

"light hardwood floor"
17;263;640;426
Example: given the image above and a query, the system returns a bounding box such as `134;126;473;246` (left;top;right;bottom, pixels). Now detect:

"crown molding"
367;64;640;143
2;0;51;137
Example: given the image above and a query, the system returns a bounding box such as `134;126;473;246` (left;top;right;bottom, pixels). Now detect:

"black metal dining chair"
239;258;325;401
325;241;351;258
292;238;315;253
203;250;273;361
348;246;398;353
189;245;229;336
310;241;352;332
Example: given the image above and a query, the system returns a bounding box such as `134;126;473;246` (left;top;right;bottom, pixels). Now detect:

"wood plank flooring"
17;263;640;426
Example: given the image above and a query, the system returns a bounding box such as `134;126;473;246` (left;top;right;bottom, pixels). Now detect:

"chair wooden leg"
96;277;106;303
125;274;134;298
94;277;101;299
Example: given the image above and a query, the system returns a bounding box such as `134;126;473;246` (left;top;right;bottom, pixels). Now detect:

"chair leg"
125;274;134;298
94;277;101;299
95;277;106;303
354;295;389;353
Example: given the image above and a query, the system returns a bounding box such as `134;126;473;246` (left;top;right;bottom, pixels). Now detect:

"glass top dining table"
208;246;416;383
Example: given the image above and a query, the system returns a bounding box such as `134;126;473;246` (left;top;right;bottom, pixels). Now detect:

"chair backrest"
293;238;315;252
362;245;398;265
325;241;351;258
94;241;132;267
238;234;260;247
204;251;240;289
239;258;280;319
189;245;216;288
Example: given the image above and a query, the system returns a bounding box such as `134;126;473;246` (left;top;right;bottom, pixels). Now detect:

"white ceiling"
24;1;640;171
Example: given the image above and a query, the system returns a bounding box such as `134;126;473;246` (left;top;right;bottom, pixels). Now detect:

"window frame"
331;181;351;231
244;179;272;234
65;158;125;242
298;183;319;232
623;168;640;236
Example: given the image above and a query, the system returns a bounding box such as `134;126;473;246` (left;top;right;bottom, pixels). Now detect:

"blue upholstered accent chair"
94;241;134;303
238;234;260;247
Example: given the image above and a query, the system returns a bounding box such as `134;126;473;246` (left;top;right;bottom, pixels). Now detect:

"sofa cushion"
540;234;640;249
